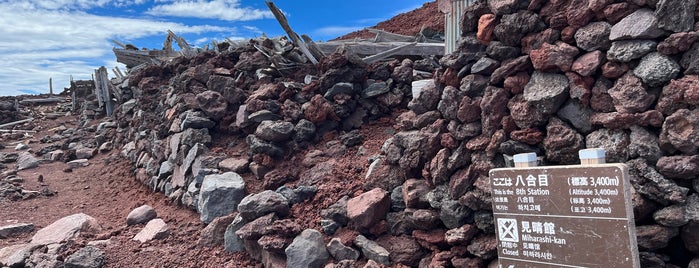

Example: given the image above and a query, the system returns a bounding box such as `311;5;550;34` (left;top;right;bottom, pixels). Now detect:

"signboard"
489;164;640;268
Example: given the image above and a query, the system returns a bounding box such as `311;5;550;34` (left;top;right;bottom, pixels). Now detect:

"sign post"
489;149;640;268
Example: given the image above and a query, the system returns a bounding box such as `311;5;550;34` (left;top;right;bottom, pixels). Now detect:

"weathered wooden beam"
110;39;127;49
362;42;417;63
19;98;63;105
316;41;445;57
301;34;326;61
0;129;36;133
368;28;419;43
0;118;34;129
265;1;319;64
167;30;195;57
94;67;114;116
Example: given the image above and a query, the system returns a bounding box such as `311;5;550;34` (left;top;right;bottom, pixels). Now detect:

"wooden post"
513;153;538;168
265;1;319;64
49;77;53;97
579;148;606;165
94;67;114;116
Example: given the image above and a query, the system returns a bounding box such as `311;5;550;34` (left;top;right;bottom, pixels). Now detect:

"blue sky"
0;0;429;96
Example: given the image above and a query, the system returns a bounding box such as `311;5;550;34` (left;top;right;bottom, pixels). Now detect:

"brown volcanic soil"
0;110;254;267
334;1;443;40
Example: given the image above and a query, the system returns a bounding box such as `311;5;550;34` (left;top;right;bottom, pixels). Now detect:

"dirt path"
0;114;254;267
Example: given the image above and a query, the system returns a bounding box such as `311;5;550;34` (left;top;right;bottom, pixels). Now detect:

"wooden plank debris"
0;118;34;129
316;41;444;57
94;67;114;116
19;98;64;105
265;1;319;64
362;42;417;63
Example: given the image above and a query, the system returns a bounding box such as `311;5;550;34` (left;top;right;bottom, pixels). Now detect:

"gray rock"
180;112;215;129
493;10;545;46
556;100;593;134
655;0;696;33
340;130;363;147
574;21;612;52
0;243;37;268
523;71;569;115
0;223;34;238
14;143;28;150
585;129;630;163
196;90;227;120
470;57;499;75
16;152;39;171
321;196;349;225
64;246;104;268
683;221;699;254
487;0;527;15
609;9;665;41
246;135;284;158
31;213;99;245
320;219;340;235
285;229;330;268
75;148;95;159
133;218;169;243
438;86;464;121
126;205;157;226
294;119;316;142
634;52;680;87
686;194;699;222
486;42;521;61
355;235;390;265
198;172;246;223
275;185;316;205
255;120;295;142
657;155;699;179
390;185;406;212
224;215;247;252
659;109;699;154
627;158;689;205
179;128;211;148
182;144;207;177
327;238;360;261
158;161;173;180
681;43;699;75
636;225;678;250
237;190;289;221
325;82;359;100
408;79;440;115
607;40;657;62
628;126;662;163
362;81;390;98
440;200;472;229
653;205;688;227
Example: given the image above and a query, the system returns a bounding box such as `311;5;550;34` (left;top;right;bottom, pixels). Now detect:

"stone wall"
352;0;699;267
110;0;699;266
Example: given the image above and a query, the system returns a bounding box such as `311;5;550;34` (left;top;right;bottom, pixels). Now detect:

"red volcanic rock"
530;42;580;72
477;14;497;44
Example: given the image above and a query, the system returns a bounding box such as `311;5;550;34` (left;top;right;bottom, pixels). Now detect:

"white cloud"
0;1;234;96
147;0;273;21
